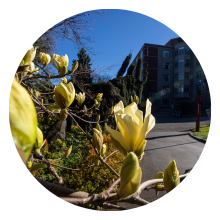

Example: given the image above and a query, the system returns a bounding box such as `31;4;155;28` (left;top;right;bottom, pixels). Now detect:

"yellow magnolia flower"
61;77;67;84
55;82;75;109
39;52;51;67
9;78;37;161
105;99;155;155
75;92;85;106
20;46;38;65
163;160;180;193
118;152;142;198
52;54;69;76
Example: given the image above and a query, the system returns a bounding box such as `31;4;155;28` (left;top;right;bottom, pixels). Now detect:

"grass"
193;125;210;140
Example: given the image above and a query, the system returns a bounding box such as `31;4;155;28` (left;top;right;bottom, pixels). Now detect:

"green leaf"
31;163;47;171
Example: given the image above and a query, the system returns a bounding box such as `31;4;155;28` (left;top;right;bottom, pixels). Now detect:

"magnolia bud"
96;93;103;102
94;99;100;109
134;139;147;157
163;160;180;193
131;96;134;103
101;144;106;157
83;105;87;114
41;99;44;104
10;78;37;161
118;152;142;199
95;123;102;133
108;106;114;117
134;95;139;105
96;115;100;122
27;160;32;169
71;60;79;73
34;90;40;98
94;158;101;166
20;46;38;65
92;128;103;152
155;172;165;196
34;127;44;150
65;145;72;158
39;52;51;68
61;77;67;84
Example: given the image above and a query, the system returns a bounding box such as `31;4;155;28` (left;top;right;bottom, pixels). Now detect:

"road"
119;116;210;209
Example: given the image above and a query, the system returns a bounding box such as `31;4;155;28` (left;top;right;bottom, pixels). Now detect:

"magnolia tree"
9;46;187;210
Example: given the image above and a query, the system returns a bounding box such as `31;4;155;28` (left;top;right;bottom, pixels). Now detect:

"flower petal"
105;123;131;152
124;102;143;127
116;113;140;151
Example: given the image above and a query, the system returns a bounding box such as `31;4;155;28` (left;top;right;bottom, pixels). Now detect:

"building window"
175;73;178;80
175;61;178;69
163;62;170;69
178;47;184;55
163;51;170;58
184;85;190;93
185;59;190;67
179;60;184;68
178;85;184;93
178;73;184;80
163;74;169;81
174;49;178;56
185;47;190;54
163;99;170;105
185;72;189;80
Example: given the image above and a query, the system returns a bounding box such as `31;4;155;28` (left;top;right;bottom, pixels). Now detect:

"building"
131;37;211;110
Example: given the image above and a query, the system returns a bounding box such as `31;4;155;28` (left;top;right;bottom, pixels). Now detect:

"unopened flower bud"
95;123;102;133
20;46;38;66
83;105;87;114
118;152;142;199
92;128;103;152
96;115;100;122
39;52;51;68
131;96;134;103
65;145;72;158
155;172;165;196
10;78;37;161
94;99;100;109
34;90;40;98
27;160;32;169
61;77;67;84
71;60;79;73
41;99;44;104
101;144;106;157
96;93;103;102
108;106;114;117
134;95;139;105
163;160;180;193
34;127;44;150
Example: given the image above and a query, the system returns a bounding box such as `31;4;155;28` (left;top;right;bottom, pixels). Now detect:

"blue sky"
56;9;179;79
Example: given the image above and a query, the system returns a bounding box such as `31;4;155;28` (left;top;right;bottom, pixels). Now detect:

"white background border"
1;0;219;219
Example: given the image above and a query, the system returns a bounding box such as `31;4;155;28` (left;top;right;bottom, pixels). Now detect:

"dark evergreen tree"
135;56;142;81
127;63;136;76
116;53;132;77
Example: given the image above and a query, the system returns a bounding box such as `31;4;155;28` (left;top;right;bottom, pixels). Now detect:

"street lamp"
195;80;205;132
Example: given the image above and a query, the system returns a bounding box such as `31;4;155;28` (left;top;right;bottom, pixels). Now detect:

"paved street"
120;116;210;209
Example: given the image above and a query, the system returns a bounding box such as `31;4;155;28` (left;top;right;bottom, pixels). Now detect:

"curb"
189;132;206;143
